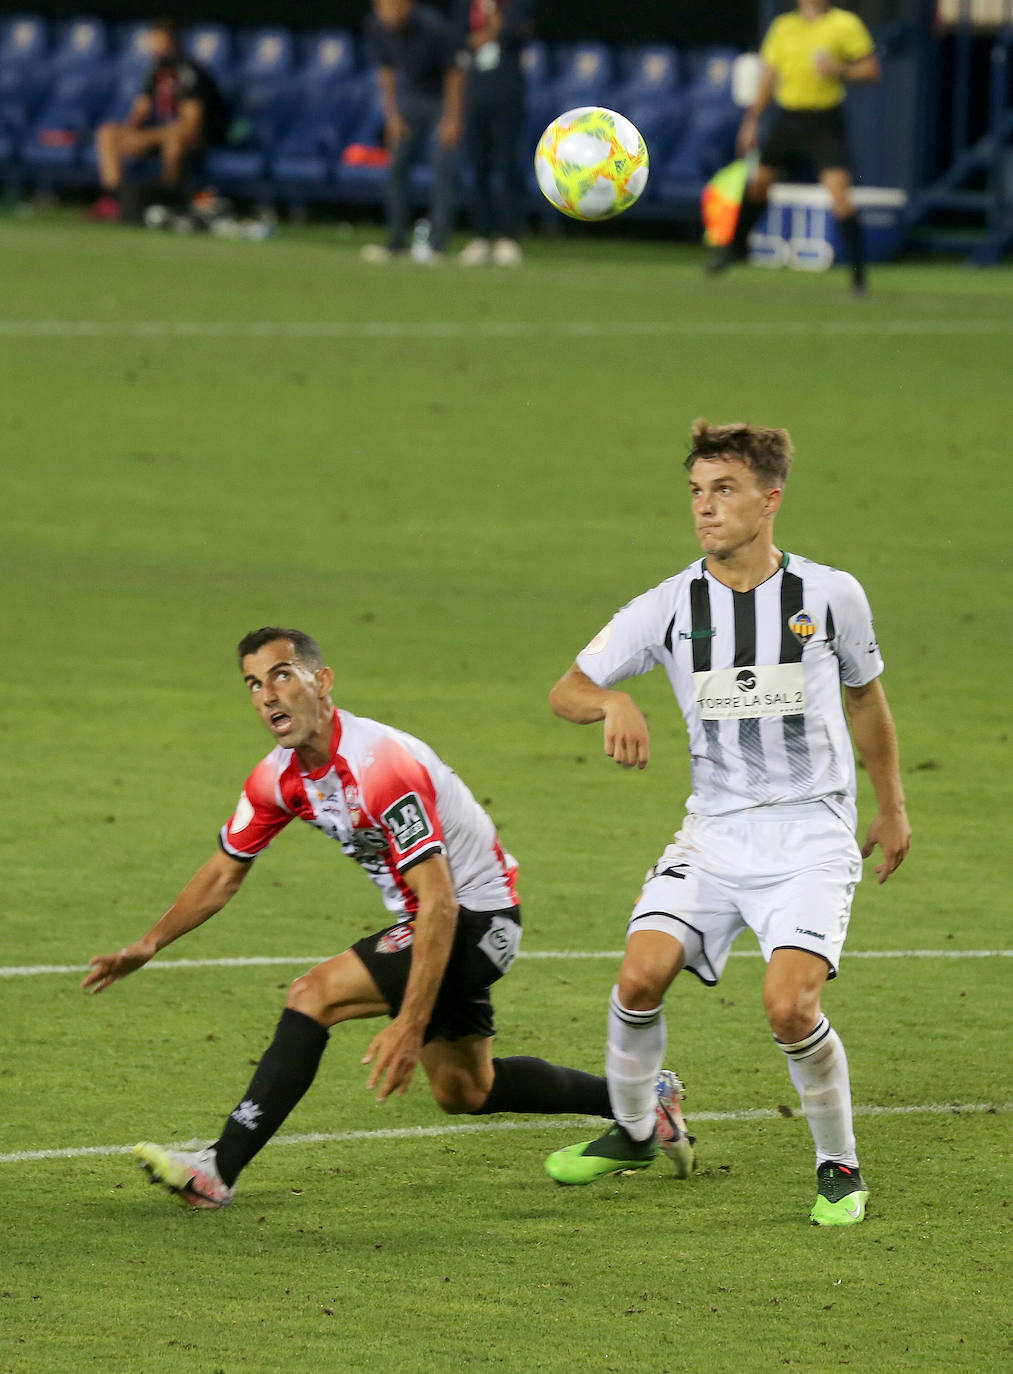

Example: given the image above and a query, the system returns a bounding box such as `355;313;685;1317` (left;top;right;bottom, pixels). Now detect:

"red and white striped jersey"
220;709;518;918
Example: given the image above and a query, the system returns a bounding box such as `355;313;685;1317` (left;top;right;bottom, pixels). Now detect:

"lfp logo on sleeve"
381;793;434;855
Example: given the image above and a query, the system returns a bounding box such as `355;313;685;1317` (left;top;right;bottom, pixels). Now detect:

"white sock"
777;1016;859;1168
606;986;666;1143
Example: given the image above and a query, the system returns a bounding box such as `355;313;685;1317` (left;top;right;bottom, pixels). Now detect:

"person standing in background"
707;0;880;294
362;0;468;264
455;0;535;267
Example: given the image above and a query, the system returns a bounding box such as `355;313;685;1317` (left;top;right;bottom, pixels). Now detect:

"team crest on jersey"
376;924;414;955
788;611;817;644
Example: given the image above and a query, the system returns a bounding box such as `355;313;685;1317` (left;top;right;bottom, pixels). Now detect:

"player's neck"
704;543;783;593
294;707;336;771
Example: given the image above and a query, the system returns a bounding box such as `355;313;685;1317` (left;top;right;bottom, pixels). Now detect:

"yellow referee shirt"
760;8;875;110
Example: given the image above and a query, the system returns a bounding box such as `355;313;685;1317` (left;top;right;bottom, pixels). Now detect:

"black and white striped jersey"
576;553;883;824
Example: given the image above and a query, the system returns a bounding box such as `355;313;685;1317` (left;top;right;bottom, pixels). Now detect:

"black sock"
836;211;866;284
729;195;767;255
213;1007;329;1187
471;1056;611;1118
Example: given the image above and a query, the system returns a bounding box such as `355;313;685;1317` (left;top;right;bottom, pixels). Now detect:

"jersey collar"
300;708;343;780
699;551;789;586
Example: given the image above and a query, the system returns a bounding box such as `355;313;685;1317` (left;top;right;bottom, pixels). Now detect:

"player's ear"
317;665;335;696
765;486;784;517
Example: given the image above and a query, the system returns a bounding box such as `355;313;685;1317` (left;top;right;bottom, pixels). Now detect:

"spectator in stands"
707;0;880;294
92;18;226;220
455;0;535;268
362;0;468;264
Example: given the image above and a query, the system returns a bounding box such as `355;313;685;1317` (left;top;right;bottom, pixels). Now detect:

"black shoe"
705;245;740;276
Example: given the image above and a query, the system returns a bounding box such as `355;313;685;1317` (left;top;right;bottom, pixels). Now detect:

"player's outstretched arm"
82;849;250;993
362;854;459;1102
844;678;911;884
550;664;651;769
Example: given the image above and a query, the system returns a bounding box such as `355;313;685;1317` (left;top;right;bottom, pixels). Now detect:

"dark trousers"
385;92;457;253
465;82;526;241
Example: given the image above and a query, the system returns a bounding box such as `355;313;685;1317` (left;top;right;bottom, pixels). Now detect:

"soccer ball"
534;106;649;222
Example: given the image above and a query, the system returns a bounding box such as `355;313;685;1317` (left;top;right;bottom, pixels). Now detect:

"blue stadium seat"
0;99;31;168
615;44;681;94
661;104;739;184
519;40;551;91
621;93;690;174
653;44;740;194
0;42;50;112
49;17;107;73
205;76;299;189
22;67;112;176
552;41;614;94
683;47;739;101
112;21;154;81
237;28;295;81
184;24;234;89
0;14;48;68
538;41;615;140
99;66;146;124
300;30;358;84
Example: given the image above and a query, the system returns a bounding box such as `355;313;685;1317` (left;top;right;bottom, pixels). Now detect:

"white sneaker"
491;237;523;267
458;237;492;266
654;1070;697;1179
133;1141;235;1209
410;241;442;265
361;243;394;264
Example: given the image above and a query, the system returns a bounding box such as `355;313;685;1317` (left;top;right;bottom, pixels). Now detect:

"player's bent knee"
617;962;668;1011
285;971;329;1018
765;995;820;1044
430;1075;488;1114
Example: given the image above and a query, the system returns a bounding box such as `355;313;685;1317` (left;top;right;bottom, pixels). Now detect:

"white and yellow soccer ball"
534;106;649;221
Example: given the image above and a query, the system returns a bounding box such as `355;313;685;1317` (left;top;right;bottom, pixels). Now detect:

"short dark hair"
684;418;793;487
236;627;325;670
148;15;179;38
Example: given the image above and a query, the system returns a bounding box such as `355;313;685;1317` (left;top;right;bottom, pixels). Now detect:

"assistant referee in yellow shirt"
708;0;880;293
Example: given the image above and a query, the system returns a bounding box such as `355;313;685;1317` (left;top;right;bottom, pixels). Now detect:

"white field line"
2;949;1010;978
0;319;1011;340
0;1101;1005;1166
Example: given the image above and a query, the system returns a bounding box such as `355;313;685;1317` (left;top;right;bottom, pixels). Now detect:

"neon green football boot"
545;1124;657;1186
810;1161;869;1226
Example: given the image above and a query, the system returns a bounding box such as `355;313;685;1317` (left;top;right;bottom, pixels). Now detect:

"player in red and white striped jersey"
84;628;689;1208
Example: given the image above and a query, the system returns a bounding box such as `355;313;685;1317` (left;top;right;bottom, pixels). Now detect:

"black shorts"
759;105;853;176
351;905;522;1043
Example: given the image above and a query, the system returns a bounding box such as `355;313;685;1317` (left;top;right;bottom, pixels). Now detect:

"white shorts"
628;802;862;985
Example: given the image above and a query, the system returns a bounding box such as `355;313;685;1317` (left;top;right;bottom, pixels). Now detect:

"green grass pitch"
2;213;1011;1373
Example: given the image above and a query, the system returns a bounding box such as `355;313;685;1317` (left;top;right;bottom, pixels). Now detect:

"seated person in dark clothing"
93;18;226;216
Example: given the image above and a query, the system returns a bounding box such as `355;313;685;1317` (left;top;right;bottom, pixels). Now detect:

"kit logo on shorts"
376;924;415;954
382;792;434;854
788;611;817;644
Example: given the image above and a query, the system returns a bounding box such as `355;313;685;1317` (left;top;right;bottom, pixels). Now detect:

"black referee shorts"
759;105;854;176
351;905;522;1043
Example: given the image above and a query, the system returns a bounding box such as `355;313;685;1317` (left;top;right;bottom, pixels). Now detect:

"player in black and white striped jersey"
544;419;910;1225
